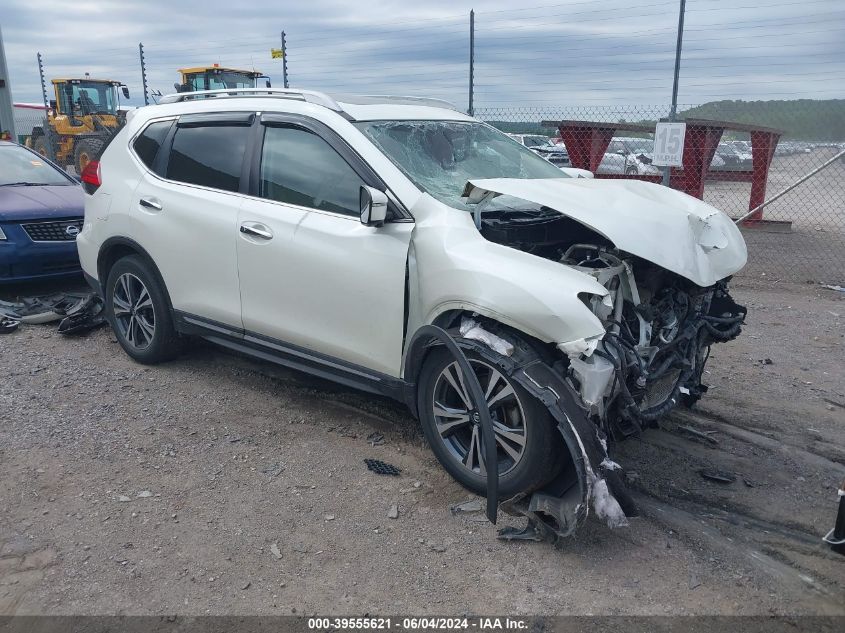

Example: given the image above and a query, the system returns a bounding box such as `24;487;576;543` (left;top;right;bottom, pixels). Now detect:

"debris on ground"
820;284;845;293
0;315;20;334
0;292;106;335
823;397;845;410
366;432;385;447
387;505;399;519
269;544;282;559
675;424;719;445
364;459;401;476
137;490;153;498
450;499;484;515
698;468;737;484
261;463;284;477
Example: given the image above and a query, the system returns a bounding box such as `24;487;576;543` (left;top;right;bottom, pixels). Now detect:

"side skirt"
172;311;412;405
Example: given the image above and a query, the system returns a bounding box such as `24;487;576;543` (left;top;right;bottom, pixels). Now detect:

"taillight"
80;160;101;194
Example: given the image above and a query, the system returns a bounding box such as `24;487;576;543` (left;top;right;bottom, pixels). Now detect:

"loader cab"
175;65;269;93
52;79;126;118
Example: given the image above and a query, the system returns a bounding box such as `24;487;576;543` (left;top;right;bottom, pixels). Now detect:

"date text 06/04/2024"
307;617;530;630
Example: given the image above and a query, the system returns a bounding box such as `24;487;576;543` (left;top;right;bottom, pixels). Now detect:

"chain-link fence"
12;98;844;283
478;104;845;283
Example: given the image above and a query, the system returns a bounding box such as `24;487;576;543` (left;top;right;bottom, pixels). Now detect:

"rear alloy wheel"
418;346;563;497
625;165;638;176
112;272;156;351
105;255;180;364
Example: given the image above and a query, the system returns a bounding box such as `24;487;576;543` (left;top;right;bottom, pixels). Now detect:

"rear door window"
166;124;249;193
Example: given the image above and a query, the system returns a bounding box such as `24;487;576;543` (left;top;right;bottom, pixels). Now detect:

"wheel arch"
402;308;556;418
97;237;175;313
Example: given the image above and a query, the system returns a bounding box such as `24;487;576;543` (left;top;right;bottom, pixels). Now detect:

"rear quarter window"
133;120;173;173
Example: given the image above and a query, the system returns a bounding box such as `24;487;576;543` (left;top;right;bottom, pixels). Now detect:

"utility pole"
281;31;289;88
37;52;48;108
468;9;475;116
139;42;149;105
663;0;686;186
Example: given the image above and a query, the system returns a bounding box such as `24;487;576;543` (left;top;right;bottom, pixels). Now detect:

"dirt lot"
1;277;843;616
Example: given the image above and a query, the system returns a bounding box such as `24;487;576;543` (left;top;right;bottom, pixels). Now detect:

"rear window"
133;120;172;173
166;125;249;193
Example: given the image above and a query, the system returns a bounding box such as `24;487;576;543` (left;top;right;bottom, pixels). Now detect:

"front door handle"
239;222;273;240
139;197;162;211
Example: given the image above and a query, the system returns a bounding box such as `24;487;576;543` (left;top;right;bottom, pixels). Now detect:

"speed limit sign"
653;122;686;167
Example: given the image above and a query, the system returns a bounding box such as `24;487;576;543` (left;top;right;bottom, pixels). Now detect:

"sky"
2;0;843;114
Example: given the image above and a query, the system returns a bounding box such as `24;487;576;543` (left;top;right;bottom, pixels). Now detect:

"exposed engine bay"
480;206;747;439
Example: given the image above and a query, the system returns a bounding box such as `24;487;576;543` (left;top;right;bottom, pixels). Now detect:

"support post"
468;9;475;116
139;42;149;106
281;31;289;89
37;52;48;108
662;0;686;187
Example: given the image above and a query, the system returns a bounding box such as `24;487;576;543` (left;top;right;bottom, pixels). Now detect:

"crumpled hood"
463;177;747;287
0;185;84;223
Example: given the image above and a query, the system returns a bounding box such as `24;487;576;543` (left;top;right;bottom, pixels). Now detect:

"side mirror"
265;80;272;88
174;82;182;92
359;186;388;227
122;86;130;99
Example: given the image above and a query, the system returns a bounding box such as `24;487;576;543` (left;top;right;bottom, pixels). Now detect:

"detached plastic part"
459;318;514;356
57;295;106;336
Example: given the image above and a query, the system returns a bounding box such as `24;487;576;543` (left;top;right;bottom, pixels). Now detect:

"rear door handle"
139;197;162;211
239;222;273;240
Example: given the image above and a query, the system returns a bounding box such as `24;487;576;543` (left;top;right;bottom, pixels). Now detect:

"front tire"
418;344;563;498
105;255;180;364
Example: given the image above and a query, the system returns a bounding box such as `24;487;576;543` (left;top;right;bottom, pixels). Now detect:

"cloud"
2;0;843;112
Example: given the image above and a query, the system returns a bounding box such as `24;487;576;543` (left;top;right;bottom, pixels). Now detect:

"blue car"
0;140;85;283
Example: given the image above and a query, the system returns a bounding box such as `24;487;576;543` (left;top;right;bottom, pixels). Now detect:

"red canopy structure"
543;118;783;224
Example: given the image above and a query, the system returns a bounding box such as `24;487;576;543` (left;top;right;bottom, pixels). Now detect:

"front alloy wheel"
418;345;563;497
432;359;528;476
112;272;156;350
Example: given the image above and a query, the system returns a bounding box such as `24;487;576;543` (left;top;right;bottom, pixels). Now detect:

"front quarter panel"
407;195;608;353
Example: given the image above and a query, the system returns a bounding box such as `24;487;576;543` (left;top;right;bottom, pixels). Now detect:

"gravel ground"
1;277;843;616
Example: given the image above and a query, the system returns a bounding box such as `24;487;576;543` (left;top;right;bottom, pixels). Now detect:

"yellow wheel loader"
174;64;269;93
26;78;129;175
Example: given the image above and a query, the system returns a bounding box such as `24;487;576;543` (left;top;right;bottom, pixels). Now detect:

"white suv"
77;89;747;537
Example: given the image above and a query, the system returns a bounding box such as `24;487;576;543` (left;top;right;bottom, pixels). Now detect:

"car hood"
0;185;84;222
462;177;747;287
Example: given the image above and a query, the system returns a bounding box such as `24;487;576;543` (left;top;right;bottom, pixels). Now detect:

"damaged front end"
453;178;747;540
562;245;746;441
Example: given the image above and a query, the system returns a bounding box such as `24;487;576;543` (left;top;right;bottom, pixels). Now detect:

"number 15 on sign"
653;122;686;167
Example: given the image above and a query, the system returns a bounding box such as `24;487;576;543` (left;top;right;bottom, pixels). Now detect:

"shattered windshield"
355;120;566;211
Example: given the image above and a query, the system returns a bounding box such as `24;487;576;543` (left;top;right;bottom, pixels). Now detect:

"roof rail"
157;88;342;111
335;94;462;112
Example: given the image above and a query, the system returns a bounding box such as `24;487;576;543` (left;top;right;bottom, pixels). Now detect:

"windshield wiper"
1;182;45;187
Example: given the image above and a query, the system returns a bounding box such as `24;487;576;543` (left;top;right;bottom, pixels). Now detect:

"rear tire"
104;255;180;364
74;138;105;175
625;166;638;176
418;343;563;498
